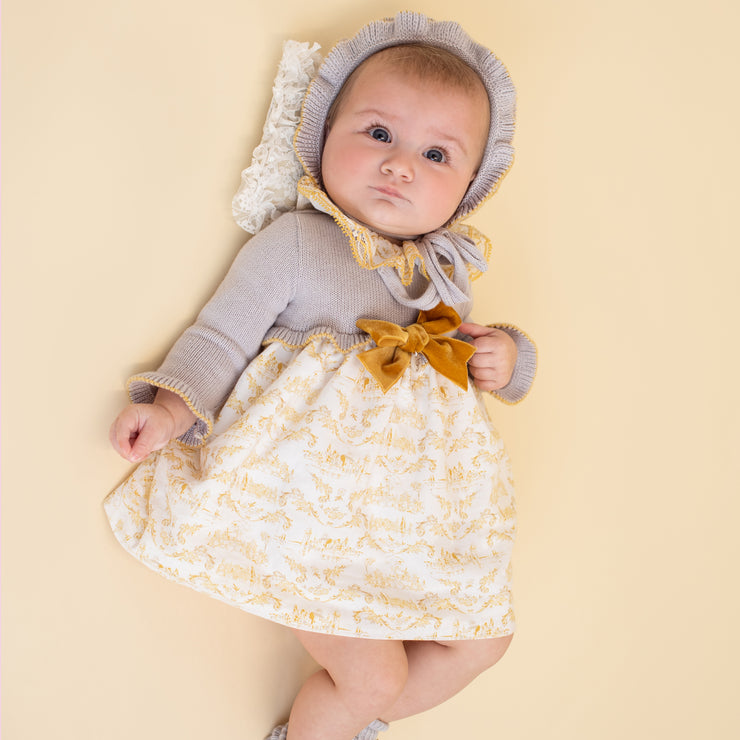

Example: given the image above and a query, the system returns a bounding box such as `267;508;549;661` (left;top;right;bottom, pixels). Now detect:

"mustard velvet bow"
356;303;476;393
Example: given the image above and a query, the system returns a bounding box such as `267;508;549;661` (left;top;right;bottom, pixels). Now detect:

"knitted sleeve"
127;213;301;446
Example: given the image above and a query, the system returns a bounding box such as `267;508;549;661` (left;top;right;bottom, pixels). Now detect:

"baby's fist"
109;403;176;463
459;322;517;392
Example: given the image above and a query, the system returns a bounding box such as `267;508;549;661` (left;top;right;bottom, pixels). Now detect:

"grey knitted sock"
264;724;288;740
264;719;389;740
355;719;390;740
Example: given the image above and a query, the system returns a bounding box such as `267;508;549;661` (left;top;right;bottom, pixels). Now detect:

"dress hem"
104;500;516;642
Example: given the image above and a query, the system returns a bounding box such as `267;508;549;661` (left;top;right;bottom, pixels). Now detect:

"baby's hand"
109;389;195;462
459;322;517;392
109;404;177;462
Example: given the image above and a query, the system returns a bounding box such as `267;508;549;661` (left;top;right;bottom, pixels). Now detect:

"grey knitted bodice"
128;209;536;445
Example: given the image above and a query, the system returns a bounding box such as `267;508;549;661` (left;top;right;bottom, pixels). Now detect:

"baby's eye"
368;127;391;142
424;148;446;163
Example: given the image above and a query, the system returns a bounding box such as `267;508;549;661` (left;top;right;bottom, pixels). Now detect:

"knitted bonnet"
294;11;516;224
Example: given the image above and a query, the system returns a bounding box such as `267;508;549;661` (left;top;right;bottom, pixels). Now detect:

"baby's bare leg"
381;635;513;722
287;630;408;740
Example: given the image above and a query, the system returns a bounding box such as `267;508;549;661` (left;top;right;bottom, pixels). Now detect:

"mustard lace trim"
297;175;492;284
454;223;492;283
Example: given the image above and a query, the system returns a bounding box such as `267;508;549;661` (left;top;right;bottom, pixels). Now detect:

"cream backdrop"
2;0;739;738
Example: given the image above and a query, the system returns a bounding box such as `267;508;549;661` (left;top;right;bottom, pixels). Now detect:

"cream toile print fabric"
104;338;517;640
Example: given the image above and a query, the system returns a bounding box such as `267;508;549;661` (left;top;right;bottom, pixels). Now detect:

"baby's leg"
287;629;408;740
381;635;513;722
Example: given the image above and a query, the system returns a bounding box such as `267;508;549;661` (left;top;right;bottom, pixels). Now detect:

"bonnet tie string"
376;229;488;309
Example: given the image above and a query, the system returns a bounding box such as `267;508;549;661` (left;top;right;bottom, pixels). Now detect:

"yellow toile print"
104;336;517;640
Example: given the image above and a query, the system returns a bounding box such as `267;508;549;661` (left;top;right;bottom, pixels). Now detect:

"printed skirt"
104;338;517;640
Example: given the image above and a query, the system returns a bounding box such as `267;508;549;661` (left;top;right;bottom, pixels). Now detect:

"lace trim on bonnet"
232;41;323;234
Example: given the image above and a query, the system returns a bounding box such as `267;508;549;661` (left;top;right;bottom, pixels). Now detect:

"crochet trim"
452;223;493;282
263;331;373;354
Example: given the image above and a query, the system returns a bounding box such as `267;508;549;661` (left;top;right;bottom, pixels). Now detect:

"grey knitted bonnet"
294;11;516;224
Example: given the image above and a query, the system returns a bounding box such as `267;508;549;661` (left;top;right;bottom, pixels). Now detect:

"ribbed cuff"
489;324;537;404
126;373;213;447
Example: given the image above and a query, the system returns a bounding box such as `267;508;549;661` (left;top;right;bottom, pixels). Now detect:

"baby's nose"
381;151;414;180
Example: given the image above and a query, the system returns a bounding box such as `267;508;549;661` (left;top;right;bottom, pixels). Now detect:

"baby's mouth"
371;185;408;201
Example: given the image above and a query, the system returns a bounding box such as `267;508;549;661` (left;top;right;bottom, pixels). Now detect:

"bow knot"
356;303;476;393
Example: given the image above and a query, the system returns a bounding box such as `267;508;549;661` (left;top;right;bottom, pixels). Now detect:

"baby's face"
321;58;489;240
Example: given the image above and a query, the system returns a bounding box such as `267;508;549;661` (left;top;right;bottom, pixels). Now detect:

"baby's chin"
338;210;418;242
346;212;441;243
324;189;447;241
365;224;419;243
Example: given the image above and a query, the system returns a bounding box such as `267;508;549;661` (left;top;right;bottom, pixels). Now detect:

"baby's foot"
356;719;389;740
264;719;388;740
263;725;287;740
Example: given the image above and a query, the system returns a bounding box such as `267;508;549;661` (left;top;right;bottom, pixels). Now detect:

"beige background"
3;0;739;738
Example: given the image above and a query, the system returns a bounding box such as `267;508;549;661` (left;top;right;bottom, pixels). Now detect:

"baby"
107;13;536;740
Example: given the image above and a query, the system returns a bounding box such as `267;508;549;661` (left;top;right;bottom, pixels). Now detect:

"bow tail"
357;346;411;392
422;338;476;391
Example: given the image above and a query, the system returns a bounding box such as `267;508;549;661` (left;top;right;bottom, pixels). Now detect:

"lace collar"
297;175;492;309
